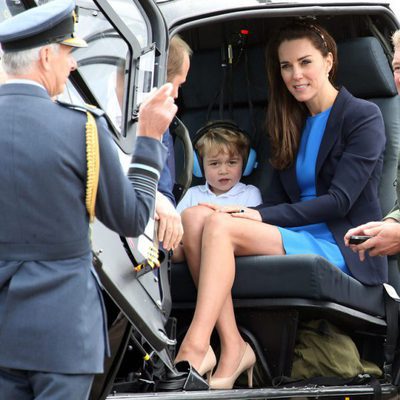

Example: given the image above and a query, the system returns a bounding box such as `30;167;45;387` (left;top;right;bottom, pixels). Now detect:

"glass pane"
33;0;148;48
27;0;149;134
99;0;149;48
137;45;155;105
73;3;130;132
73;1;150;134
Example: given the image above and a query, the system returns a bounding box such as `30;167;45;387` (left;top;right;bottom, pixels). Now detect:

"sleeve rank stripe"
129;163;160;180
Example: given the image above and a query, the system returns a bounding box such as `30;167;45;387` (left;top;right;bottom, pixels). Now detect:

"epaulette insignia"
56;100;105;117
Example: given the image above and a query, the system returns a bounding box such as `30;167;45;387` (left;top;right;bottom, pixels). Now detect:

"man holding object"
0;1;176;398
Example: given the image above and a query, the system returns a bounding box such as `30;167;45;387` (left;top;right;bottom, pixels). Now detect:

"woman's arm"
256;100;386;227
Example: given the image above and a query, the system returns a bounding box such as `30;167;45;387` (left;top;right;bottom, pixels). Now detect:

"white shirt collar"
202;181;247;197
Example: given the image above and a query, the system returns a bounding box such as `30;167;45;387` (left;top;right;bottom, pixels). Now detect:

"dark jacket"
158;128;176;205
0;83;166;374
256;87;387;285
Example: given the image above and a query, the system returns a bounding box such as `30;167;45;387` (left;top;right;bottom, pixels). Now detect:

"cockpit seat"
171;36;400;379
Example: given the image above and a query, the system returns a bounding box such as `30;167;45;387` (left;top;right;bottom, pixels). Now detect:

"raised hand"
137;83;177;140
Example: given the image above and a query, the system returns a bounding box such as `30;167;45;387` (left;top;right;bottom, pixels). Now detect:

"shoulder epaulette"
56;100;105;117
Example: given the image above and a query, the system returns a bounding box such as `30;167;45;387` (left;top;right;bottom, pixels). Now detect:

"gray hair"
392;30;400;50
2;43;60;75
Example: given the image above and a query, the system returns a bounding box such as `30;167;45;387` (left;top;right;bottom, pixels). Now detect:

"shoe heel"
247;364;254;388
198;346;217;383
206;368;213;384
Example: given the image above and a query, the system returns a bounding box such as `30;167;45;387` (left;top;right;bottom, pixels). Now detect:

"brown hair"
167;34;192;81
195;127;250;164
266;22;338;170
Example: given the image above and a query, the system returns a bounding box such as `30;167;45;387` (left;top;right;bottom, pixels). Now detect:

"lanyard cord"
85;111;100;223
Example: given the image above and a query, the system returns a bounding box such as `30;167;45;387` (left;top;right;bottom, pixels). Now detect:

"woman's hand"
197;203;262;221
227;207;262;221
198;202;221;212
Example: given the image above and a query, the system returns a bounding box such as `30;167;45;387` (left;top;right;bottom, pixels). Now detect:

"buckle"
383;362;392;382
155;361;209;392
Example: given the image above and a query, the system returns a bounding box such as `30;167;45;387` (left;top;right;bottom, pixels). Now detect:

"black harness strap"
383;284;400;383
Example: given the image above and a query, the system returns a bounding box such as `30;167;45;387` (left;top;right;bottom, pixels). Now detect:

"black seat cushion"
171;255;385;317
171;36;397;325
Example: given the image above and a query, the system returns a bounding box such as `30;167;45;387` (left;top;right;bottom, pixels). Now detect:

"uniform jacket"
0;83;167;374
255;87;387;286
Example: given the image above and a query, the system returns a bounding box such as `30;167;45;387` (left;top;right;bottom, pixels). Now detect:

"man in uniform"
0;0;176;399
345;30;400;259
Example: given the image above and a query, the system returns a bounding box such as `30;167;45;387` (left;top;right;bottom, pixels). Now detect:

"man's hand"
344;221;386;246
155;192;183;251
137;83;177;140
344;220;400;261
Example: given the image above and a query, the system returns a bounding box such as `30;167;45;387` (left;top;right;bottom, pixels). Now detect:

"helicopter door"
70;0;174;355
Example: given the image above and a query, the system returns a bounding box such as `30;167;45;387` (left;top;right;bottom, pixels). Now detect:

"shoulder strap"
56;99;105;117
85;111;100;222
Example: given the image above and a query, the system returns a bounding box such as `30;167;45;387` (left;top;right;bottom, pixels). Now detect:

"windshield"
0;0;151;137
67;0;149;134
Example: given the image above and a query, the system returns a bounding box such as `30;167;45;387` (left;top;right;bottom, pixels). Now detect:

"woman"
175;22;387;389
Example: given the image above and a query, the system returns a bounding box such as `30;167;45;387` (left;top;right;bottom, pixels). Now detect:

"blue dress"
277;108;350;275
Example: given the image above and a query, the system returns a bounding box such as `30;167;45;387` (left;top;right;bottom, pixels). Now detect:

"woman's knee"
203;212;233;239
181;205;214;231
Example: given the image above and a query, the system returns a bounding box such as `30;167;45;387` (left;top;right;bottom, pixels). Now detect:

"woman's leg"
177;212;285;374
181;205;215;284
174;206;216;366
213;295;246;378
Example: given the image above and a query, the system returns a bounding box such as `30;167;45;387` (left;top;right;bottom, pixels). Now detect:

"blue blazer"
256;87;387;285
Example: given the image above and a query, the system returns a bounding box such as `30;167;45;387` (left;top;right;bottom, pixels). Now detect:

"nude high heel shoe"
209;343;256;390
197;346;217;383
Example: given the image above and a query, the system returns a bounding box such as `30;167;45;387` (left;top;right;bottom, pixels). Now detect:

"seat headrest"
181;46;268;110
336;36;397;98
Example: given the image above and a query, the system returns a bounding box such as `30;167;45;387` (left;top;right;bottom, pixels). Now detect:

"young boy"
176;123;262;213
172;123;262;262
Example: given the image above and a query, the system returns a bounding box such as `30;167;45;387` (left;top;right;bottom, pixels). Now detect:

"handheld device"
349;235;372;245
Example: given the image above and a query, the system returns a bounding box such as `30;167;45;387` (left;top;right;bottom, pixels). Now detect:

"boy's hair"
392;30;400;50
195;126;250;163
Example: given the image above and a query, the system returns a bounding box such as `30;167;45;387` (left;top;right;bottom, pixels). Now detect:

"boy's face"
203;148;243;195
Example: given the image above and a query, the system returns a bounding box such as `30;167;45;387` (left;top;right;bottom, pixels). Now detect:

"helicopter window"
72;1;149;136
30;0;149;137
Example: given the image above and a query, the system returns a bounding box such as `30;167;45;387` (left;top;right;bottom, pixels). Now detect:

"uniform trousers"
0;366;94;400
